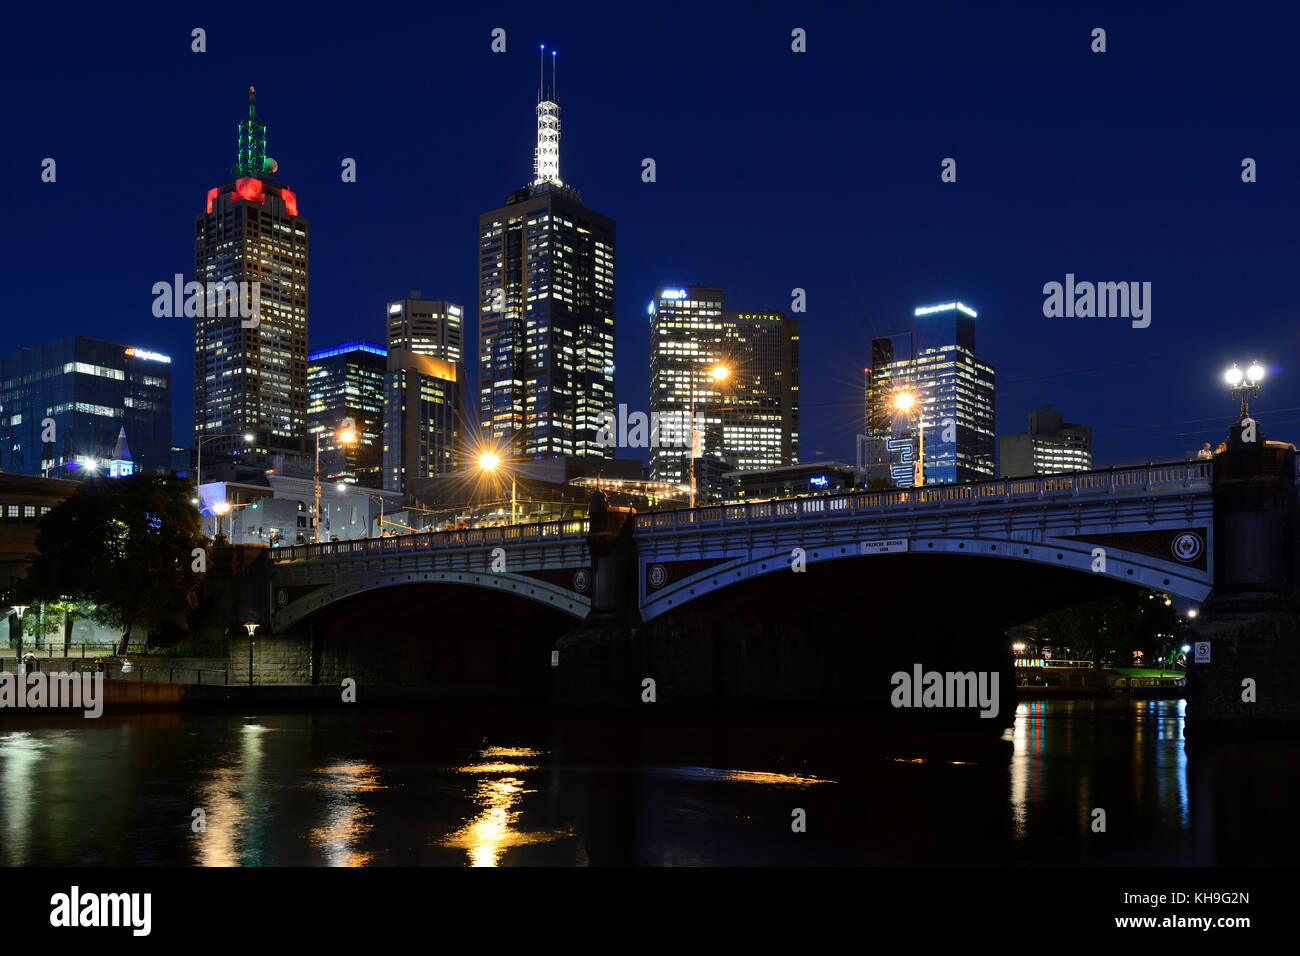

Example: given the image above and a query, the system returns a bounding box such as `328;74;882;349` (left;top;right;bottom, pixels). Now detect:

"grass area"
1110;667;1184;678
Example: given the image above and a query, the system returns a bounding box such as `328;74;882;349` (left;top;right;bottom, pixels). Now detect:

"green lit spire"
232;86;268;179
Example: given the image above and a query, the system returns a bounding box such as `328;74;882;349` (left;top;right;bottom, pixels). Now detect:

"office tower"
383;350;461;493
0;337;172;477
194;87;309;467
720;310;800;471
387;294;464;364
477;57;615;460
308;341;387;489
648;286;726;485
865;301;995;485
648;288;801;494
999;404;1093;477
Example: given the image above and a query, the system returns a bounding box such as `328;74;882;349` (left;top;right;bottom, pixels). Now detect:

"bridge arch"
273;568;590;631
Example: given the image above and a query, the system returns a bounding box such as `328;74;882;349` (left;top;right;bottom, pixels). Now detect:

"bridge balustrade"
275;462;1214;558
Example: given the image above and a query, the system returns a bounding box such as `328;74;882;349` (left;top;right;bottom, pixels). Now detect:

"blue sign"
810;475;829;488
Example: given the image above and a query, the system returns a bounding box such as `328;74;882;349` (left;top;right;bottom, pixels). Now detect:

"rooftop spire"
532;46;562;187
233;86;268;180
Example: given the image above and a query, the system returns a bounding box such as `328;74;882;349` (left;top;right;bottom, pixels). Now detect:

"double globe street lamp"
1224;361;1266;420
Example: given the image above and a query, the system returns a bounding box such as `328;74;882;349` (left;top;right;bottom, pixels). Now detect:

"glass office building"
865;302;995;485
308;340;387;489
0;337;172;477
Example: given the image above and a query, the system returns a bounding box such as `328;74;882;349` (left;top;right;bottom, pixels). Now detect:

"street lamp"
244;621;259;686
1224;361;1266;420
315;421;362;544
195;432;255;533
212;500;231;545
894;390;924;487
688;362;731;509
478;451;516;524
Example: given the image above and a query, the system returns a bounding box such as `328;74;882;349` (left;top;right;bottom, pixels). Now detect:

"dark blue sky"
5;1;1298;466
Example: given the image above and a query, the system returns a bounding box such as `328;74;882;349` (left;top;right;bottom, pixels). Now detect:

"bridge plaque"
860;538;909;555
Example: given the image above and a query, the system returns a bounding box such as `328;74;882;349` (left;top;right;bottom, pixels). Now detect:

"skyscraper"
194;87;309;466
383;351;461;493
382;295;466;493
387;294;464;364
649;286;725;485
308;341;387;489
477;54;615;461
0;337;172;478
999;404;1092;477
721;310;800;472
648;288;800;494
865;302;995;485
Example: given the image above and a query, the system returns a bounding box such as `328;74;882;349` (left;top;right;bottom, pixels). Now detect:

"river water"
0;698;1293;866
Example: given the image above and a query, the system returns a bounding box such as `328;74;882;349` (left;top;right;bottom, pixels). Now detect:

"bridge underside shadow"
299;583;574;692
626;553;1138;724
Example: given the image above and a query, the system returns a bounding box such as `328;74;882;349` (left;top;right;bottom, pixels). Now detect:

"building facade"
865;301;995;485
0;337;172;478
999;404;1092;477
477;72;615;461
308;341;387;489
648;287;800;495
387;294;464;364
383;350;462;494
194;87;309;470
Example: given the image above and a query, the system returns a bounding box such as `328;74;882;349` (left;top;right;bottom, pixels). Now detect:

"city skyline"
5;5;1298;471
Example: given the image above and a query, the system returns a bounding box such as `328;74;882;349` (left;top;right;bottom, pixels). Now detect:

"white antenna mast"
532;44;562;187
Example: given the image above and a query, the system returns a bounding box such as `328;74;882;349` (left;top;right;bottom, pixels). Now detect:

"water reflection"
307;763;382;867
441;745;573;867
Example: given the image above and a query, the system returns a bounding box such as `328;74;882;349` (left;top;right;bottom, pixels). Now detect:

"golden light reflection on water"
307;763;383;867
193;723;268;867
441;746;573;867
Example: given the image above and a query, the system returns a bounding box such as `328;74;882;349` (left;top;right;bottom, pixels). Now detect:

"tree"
25;474;206;655
1029;589;1186;667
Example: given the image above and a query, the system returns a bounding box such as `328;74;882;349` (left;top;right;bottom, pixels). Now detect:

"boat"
1105;671;1187;698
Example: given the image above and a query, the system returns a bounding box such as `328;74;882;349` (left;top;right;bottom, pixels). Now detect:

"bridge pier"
1187;422;1300;739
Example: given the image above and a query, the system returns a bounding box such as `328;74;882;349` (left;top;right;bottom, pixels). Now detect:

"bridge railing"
633;460;1213;531
269;517;591;563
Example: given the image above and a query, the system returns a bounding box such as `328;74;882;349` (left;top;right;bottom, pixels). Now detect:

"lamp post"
244;621;259;686
688;363;731;509
478;452;515;524
316;420;361;543
195;432;255;535
894;391;924;487
212;500;231;545
12;603;28;662
1224;361;1266;420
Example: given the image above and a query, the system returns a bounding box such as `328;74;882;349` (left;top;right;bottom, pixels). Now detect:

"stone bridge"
267;460;1219;629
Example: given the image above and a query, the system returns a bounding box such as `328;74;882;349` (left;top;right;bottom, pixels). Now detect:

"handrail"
275;460;1214;559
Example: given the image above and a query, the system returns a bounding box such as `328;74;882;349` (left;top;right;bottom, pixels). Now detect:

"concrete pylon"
1186;418;1299;739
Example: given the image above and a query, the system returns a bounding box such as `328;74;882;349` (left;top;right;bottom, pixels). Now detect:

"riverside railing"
270;461;1216;560
635;460;1213;532
271;518;590;563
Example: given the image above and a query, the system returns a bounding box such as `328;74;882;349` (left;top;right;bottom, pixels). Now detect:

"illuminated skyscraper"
477;50;615;460
865;302;995;484
194;87;309;467
308;341;386;489
387;294;464;364
648;287;800;493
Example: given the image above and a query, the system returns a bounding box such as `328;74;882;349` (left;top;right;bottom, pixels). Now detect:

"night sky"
4;1;1298;468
